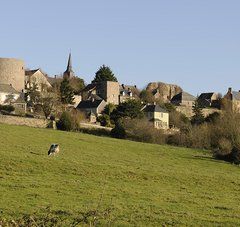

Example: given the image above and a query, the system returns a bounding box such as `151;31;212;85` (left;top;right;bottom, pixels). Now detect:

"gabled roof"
25;68;41;76
25;68;50;80
198;92;215;100
82;83;97;92
91;94;102;100
0;84;19;94
171;91;196;102
120;84;139;97
143;104;168;113
77;99;104;109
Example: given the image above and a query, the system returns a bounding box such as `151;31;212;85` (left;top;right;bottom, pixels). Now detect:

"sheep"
48;144;60;156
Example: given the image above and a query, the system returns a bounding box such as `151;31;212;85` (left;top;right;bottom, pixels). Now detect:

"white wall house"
142;104;169;130
0;84;20;105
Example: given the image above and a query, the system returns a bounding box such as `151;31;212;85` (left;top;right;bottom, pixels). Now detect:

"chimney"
228;87;232;93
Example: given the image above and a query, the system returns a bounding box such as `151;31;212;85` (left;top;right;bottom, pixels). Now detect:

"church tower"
63;53;75;79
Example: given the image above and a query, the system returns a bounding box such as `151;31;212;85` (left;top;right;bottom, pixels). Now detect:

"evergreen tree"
191;99;205;125
92;65;117;83
111;100;144;122
139;89;155;103
69;77;85;94
60;78;74;105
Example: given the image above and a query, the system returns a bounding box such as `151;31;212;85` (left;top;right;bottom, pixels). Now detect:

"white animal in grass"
48;144;60;156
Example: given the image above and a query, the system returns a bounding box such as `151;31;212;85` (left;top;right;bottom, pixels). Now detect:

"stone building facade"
0;58;25;92
96;81;119;105
224;87;240;113
25;69;52;91
82;81;120;105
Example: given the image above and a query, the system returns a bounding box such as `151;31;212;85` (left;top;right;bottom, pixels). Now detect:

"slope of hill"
0;124;240;226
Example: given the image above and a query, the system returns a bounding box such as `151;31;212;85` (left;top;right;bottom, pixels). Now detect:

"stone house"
142;104;169;129
198;92;220;108
224;87;240;113
119;84;140;103
12;96;27;114
171;91;196;107
25;69;52;92
77;95;106;117
82;81;120;105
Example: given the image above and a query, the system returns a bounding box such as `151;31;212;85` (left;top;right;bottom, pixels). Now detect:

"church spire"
67;53;72;72
63;52;75;79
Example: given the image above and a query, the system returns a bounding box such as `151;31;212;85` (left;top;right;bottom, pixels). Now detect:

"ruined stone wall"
0;58;25;92
146;82;182;102
176;106;221;118
0;115;49;128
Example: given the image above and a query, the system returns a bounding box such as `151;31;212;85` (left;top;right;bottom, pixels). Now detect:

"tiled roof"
82;83;97;92
171;91;196;102
0;84;19;93
77;99;103;109
198;92;214;100
25;69;40;76
120;84;139;96
143;104;168;113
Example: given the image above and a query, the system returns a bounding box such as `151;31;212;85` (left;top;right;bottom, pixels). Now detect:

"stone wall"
0;115;49;128
176;106;221;118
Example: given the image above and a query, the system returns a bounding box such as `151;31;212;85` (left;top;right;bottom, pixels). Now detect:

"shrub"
0;105;15;113
205;112;220;123
69;109;85;129
214;148;240;165
169;110;190;129
210;112;240;150
167;123;211;149
97;114;112;127
57;112;73;131
111;122;126;139
123;118;166;144
217;138;233;155
79;128;111;137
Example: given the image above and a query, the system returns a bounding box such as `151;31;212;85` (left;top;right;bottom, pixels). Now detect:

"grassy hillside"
0;124;240;226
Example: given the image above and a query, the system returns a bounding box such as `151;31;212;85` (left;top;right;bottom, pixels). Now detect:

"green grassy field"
0;123;240;226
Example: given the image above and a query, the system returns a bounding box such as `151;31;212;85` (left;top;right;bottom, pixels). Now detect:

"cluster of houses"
0;54;240;130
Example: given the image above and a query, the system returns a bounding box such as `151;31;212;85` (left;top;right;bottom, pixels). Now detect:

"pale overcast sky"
1;0;239;95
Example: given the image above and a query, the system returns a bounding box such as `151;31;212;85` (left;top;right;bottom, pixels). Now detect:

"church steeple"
63;52;75;79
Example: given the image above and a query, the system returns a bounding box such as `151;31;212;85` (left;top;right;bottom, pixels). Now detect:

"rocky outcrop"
146;82;182;102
